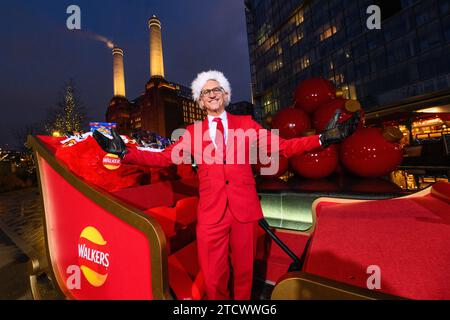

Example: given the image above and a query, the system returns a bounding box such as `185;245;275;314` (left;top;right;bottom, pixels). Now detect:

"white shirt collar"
207;111;228;127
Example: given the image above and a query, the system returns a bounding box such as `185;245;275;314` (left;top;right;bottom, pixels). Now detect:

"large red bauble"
290;145;338;179
252;153;289;178
271;107;311;139
312;99;364;133
294;78;336;113
340;127;404;178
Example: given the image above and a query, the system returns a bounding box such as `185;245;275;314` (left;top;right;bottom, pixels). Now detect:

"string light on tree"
45;80;86;135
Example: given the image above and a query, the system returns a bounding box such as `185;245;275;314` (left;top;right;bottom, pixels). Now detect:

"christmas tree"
45;80;87;136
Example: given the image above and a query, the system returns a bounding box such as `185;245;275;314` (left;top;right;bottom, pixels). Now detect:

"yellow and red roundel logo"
78;226;110;287
102;153;121;170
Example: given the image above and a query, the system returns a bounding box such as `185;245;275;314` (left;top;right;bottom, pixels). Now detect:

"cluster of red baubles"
253;78;404;179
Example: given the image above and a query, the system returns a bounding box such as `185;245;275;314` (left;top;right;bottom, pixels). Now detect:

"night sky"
0;0;251;148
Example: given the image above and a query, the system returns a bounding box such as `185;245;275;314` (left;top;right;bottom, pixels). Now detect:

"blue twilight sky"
0;0;251;148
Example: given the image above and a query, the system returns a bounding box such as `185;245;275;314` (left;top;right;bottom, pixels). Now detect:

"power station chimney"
148;15;165;78
112;46;126;97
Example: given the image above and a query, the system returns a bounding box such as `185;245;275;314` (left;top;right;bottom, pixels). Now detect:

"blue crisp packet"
89;122;117;139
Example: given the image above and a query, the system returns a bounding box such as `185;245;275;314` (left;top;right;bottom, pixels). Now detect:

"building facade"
245;0;450;120
226;101;255;116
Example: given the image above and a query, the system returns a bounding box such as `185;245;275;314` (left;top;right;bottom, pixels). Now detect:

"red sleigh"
28;135;450;300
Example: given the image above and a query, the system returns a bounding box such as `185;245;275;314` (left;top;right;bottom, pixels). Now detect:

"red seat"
144;197;199;253
168;241;205;300
112;178;199;210
255;227;310;283
306;182;450;300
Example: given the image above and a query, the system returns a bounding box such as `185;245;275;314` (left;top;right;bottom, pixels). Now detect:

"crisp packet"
60;132;93;147
136;146;164;152
89;122;117;139
131;130;172;149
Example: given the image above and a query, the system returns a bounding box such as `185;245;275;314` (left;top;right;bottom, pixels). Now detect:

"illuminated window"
339;84;357;100
301;56;310;69
294;55;310;73
269;35;279;47
268;58;283;73
263;101;279;114
292;10;304;26
329;73;344;86
289;30;304;46
256;23;269;46
320;25;337;41
260;33;279;54
262;92;280;115
277;45;283;55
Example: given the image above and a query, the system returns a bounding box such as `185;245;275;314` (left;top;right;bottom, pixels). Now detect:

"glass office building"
244;0;450;121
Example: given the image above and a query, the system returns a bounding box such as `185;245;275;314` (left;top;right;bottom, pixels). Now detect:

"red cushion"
168;241;205;300
144;197;198;239
112;178;199;210
305;194;450;299
113;181;177;210
255;228;310;283
431;181;450;204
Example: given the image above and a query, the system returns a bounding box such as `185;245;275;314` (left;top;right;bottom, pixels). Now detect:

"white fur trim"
191;70;231;107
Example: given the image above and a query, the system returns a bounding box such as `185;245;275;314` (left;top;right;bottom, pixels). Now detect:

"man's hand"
93;128;128;159
319;109;361;148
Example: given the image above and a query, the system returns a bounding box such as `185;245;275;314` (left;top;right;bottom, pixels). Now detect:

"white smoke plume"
72;29;115;49
93;34;115;49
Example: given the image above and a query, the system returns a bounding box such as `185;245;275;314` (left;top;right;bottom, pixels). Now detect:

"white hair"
191;70;231;108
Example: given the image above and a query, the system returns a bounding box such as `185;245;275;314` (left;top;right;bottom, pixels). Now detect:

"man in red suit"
94;70;360;300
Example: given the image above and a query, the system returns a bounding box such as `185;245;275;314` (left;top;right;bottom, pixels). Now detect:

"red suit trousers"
196;204;258;300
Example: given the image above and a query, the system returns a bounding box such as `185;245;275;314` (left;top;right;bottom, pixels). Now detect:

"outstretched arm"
250;110;360;158
121;145;176;168
93;128;191;168
250;119;321;158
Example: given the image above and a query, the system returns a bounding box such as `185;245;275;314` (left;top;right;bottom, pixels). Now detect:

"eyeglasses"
200;87;224;97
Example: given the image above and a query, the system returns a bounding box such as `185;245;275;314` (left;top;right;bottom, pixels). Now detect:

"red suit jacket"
123;114;321;225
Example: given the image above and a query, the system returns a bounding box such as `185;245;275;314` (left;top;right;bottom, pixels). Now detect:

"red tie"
213;117;226;161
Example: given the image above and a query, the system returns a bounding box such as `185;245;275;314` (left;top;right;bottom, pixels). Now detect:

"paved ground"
0;188;45;256
0;188;49;300
0;228;31;299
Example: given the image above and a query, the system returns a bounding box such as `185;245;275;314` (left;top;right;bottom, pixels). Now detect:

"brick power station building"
106;15;253;138
106;16;202;138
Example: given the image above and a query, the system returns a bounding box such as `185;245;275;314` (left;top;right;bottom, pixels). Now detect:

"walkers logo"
102;153;121;170
78;226;110;287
